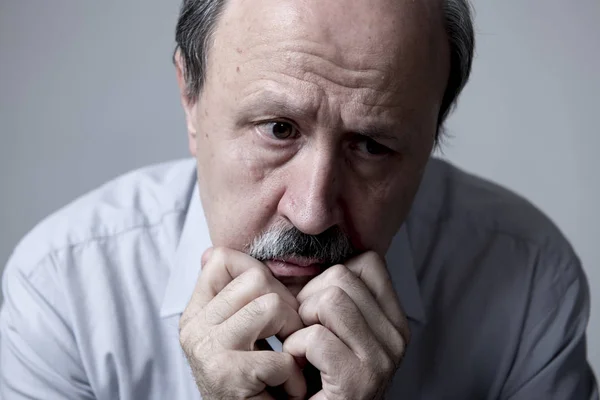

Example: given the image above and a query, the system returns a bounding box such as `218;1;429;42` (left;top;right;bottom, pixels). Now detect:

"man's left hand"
283;251;410;400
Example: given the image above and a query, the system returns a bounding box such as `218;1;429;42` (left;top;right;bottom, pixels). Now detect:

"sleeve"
0;253;95;399
500;252;599;400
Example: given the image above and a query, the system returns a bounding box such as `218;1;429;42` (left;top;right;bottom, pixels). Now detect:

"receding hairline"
174;0;475;137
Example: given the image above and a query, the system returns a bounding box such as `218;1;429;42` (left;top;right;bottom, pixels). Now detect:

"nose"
277;146;343;235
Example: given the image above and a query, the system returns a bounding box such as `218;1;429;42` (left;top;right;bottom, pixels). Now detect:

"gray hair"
247;220;355;266
174;0;475;138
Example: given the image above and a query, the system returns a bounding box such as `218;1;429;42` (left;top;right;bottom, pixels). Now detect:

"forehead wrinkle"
232;38;396;93
221;29;426;134
238;82;323;120
277;42;394;93
234;68;410;136
236;54;402;122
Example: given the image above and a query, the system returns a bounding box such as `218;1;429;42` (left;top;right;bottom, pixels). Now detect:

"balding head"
174;0;474;292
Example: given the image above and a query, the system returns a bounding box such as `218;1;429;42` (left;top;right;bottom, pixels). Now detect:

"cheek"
198;137;287;247
343;172;416;252
221;140;276;190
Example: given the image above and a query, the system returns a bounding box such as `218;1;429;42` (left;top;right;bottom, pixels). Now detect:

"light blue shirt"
1;158;597;399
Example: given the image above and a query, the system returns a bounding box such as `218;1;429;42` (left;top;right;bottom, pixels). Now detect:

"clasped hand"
179;248;410;400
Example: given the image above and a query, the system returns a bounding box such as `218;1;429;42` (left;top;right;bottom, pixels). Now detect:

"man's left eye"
355;137;393;156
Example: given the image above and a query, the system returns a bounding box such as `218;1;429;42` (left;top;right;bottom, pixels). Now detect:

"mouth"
265;257;325;278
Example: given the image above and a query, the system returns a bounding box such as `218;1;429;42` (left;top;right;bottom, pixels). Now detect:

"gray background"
1;0;599;375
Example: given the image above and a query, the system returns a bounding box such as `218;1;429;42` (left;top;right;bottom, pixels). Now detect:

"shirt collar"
160;185;427;325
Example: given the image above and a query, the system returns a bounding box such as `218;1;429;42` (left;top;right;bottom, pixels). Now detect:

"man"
0;0;597;398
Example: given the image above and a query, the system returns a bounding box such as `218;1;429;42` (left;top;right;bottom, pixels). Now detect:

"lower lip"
265;260;323;277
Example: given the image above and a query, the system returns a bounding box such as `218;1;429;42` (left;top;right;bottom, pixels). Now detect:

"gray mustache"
247;224;355;266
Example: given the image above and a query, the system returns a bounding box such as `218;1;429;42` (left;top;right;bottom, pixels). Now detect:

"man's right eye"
259;121;298;140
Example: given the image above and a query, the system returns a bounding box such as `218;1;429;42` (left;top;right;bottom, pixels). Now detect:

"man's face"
178;0;449;294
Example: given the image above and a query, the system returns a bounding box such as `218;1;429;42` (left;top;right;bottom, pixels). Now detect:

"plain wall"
1;0;598;375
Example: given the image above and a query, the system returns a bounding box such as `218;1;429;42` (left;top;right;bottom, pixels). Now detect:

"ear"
175;49;200;157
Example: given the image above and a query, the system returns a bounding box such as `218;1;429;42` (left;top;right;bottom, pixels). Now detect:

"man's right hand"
179;247;307;400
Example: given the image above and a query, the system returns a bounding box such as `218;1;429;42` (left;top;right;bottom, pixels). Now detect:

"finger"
297;264;384;324
240;351;307;400
217;293;304;349
181;247;280;329
214;351;305;399
192;247;273;309
297;264;406;360
345;252;408;336
283;325;355;377
203;266;298;325
299;287;380;359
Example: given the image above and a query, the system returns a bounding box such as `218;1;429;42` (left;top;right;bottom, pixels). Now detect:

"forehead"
202;0;449;135
210;0;446;83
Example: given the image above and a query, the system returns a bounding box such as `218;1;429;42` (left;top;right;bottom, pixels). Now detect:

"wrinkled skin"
177;0;449;398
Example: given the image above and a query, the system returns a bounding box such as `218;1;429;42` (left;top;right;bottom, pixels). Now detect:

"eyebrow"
236;88;406;142
353;126;400;142
236;89;319;121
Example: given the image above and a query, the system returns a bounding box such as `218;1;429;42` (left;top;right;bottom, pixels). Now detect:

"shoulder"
4;158;196;278
414;158;572;251
410;158;584;311
406;159;594;397
0;159;198;392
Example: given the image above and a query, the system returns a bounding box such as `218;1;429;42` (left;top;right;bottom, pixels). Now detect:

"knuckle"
240;300;264;322
204;304;229;325
280;351;296;370
203;247;227;273
179;304;205;332
387;324;410;365
360;355;392;392
402;323;412;346
179;329;197;356
181;326;210;355
379;353;396;374
396;343;408;366
309;323;330;342
243;292;282;320
246;266;271;287
261;292;285;311
327;263;351;281
179;310;193;332
362;329;406;372
360;250;384;266
323;285;349;304
178;328;191;350
327;264;364;294
394;330;408;360
179;320;220;361
254;293;287;321
179;316;199;350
